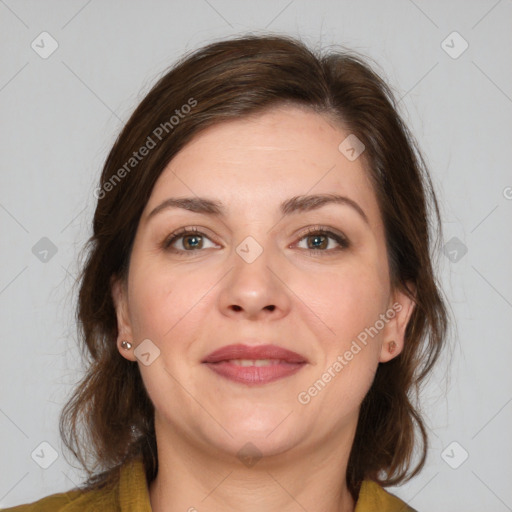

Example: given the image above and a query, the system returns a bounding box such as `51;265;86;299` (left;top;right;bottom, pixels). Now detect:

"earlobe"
380;339;400;363
379;283;416;363
111;275;137;362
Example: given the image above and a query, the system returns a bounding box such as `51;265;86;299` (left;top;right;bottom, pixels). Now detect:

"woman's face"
112;105;415;460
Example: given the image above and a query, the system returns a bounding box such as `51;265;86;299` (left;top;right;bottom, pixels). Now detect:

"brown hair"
60;33;449;499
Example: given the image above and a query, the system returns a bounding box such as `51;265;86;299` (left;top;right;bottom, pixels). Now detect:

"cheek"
314;358;378;431
127;255;217;342
127;256;178;340
295;262;388;345
298;269;383;419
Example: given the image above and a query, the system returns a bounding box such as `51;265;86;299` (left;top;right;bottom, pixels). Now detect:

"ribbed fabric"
2;456;415;511
355;481;417;512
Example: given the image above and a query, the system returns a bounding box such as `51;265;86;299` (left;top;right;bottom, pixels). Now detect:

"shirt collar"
118;455;152;511
355;480;416;511
117;456;414;512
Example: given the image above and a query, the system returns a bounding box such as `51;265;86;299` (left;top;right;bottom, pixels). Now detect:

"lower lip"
203;361;306;385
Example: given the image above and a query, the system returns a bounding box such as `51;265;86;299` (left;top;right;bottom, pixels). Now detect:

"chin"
212;413;301;452
208;430;299;463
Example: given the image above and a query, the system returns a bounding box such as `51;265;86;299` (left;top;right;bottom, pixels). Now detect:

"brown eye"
296;227;349;254
163;227;217;254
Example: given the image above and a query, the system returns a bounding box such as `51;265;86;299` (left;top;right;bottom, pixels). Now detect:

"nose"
217;244;291;321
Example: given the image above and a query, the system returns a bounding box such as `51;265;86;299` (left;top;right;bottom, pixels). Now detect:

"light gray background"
1;1;511;510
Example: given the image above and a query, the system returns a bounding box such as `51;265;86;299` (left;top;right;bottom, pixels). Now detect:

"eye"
162;227;218;254
162;225;350;256
294;226;349;254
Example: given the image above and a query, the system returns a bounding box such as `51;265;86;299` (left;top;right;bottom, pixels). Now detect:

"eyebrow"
147;193;369;225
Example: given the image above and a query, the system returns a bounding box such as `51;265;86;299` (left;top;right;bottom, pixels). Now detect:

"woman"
6;34;448;511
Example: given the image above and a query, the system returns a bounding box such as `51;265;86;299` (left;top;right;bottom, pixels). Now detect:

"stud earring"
121;340;132;350
388;340;397;354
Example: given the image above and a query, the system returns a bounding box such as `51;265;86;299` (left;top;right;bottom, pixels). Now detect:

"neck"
148;417;357;512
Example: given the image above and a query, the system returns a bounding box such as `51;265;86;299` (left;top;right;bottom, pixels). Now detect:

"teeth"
227;359;283;367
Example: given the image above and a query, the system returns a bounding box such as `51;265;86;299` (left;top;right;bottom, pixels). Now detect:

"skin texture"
111;105;415;512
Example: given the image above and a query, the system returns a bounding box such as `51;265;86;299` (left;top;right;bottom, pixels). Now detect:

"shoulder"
2;456;149;512
356;480;418;512
1;485;118;511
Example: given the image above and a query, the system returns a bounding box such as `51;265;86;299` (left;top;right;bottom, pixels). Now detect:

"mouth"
201;343;308;385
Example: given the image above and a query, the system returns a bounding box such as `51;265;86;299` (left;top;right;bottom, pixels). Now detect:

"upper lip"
202;343;308;364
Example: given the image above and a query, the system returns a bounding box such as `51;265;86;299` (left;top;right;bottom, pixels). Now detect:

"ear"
379;281;416;363
111;274;137;362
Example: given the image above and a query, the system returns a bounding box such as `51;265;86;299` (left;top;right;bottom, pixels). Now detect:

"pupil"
185;235;201;249
309;235;326;249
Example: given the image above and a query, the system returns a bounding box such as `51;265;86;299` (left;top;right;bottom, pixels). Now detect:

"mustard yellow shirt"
2;456;416;511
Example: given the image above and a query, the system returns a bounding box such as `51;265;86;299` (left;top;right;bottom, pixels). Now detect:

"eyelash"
162;225;349;257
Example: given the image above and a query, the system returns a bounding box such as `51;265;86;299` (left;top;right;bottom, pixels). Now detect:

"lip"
202;343;308;386
202;343;308;364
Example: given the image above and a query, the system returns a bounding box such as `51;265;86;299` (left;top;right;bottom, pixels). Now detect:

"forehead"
143;105;381;229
